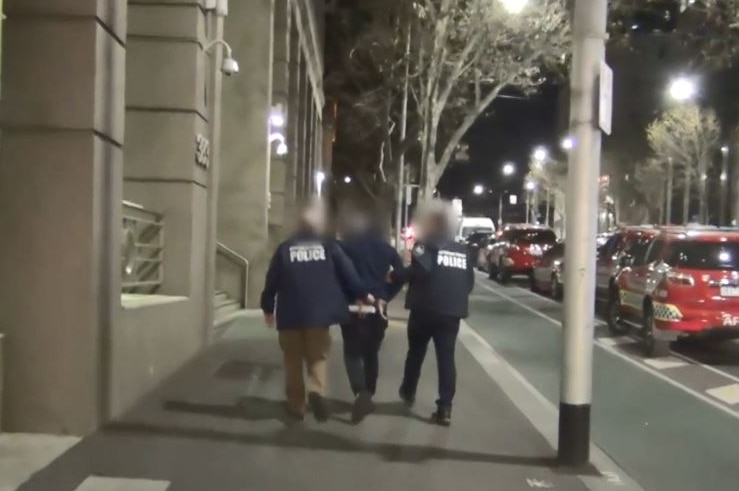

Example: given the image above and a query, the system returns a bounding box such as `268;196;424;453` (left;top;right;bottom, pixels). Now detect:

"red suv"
487;225;558;283
596;225;659;302
607;227;739;357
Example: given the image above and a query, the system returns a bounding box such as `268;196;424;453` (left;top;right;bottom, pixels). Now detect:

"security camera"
222;57;240;76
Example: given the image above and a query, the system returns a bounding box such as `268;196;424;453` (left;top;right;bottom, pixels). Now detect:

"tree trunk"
683;171;692;224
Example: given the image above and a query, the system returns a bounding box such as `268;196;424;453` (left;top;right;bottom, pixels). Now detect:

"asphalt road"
468;272;739;491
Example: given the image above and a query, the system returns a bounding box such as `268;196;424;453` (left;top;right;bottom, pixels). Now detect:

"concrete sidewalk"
8;311;601;491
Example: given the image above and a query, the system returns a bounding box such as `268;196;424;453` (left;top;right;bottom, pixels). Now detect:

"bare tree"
647;104;720;224
406;0;570;197
633;158;668;224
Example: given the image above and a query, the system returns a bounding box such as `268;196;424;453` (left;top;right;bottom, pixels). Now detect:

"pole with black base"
559;0;608;467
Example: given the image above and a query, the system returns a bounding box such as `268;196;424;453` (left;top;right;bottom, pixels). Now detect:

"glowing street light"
668;76;697;102
561;137;574;151
500;0;529;14
343;176;352;184
269;104;285;127
525;180;537;191
502;162;516;176
533;146;548;162
473;184;484;195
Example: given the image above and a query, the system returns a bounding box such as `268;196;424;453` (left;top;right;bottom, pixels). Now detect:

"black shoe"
398;386;415;407
430;408;451;427
351;391;375;424
308;392;329;422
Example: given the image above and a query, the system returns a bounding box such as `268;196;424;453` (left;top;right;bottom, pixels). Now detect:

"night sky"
439;83;563;217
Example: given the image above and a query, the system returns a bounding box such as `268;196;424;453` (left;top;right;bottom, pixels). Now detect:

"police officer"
393;200;474;426
261;200;374;423
338;207;405;423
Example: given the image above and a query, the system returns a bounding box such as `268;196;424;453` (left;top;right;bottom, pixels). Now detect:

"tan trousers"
278;327;332;413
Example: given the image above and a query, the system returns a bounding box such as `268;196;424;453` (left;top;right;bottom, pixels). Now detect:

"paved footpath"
2;303;641;491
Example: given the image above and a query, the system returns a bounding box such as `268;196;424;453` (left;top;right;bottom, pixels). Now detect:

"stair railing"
216;242;248;308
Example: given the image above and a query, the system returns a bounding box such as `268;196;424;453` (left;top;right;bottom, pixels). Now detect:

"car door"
620;236;656;317
596;233;623;297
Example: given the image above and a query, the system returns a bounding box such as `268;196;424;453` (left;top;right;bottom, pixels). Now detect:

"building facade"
0;0;326;435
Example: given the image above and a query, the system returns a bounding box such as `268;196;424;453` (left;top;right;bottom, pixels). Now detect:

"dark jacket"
261;232;368;330
396;235;474;318
339;229;405;302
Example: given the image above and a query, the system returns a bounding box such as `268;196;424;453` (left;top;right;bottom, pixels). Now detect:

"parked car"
465;232;494;269
607;226;739;357
487;224;558;283
596;225;659;302
530;242;565;299
455;216;496;243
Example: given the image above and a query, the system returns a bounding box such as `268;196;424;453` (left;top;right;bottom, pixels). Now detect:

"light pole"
532;147;549;225
667;75;698;224
721;146;729;225
559;0;607;466
525;180;536;223
316;170;326;197
499;163;516;226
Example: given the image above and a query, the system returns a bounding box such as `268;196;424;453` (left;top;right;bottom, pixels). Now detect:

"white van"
455;216;496;242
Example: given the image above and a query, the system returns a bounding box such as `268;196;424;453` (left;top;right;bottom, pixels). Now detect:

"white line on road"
474;279;739;423
706;384;739;405
642;358;688;370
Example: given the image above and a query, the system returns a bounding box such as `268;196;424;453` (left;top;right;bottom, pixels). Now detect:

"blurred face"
296;201;326;234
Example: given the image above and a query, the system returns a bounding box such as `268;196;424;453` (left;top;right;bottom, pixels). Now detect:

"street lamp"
525;180;537;224
473;184;484;195
502;162;516;176
561;137;574;151
668;76;697;102
500;0;529;14
533;146;548;162
343;176;352;184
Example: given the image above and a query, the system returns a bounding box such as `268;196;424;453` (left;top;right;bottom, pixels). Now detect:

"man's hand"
365;293;376;305
264;314;275;328
376;299;388;320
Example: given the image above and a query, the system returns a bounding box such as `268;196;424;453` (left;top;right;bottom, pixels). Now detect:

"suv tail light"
666;271;695;286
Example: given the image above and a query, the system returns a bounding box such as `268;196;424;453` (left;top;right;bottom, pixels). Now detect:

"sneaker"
430;408;451;427
308;392;329;423
351;391;375;424
398;386;415;407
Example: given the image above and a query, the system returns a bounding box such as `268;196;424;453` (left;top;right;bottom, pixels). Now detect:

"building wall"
0;0;326;434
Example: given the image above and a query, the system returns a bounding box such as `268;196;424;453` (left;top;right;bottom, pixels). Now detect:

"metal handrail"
217;242;249;308
122;201;165;293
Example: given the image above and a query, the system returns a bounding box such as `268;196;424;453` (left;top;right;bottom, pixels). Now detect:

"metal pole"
498;194;503;228
395;26;411;251
525;191;530;223
559;0;607;466
203;0;227;333
545;189;551;226
721;149;729;226
666;157;673;224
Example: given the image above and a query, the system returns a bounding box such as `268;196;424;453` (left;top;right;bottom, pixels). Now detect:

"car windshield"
467;232;491;243
666;240;739;270
508;229;557;244
462;226;493;238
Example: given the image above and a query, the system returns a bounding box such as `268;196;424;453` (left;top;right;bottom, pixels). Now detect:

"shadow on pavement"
163;397;432;426
105;420;558;467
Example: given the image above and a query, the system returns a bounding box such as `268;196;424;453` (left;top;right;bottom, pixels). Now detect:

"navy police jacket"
261;232;368;330
339;229;405;302
398;237;474;319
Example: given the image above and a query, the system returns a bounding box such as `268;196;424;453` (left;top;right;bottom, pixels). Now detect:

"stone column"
218;0;274;307
284;15;301;219
305;86;315;196
269;0;290;239
0;0;125;434
295;54;308;200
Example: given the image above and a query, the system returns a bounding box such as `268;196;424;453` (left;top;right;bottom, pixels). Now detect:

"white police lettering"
289;244;327;263
437;250;467;270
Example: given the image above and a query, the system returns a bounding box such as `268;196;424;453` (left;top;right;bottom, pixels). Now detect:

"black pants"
401;311;460;411
340;315;388;396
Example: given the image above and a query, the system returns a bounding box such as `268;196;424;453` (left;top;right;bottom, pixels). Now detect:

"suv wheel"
498;260;510;284
642;304;670;358
551;275;563;301
487;260;498;280
606;289;628;335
